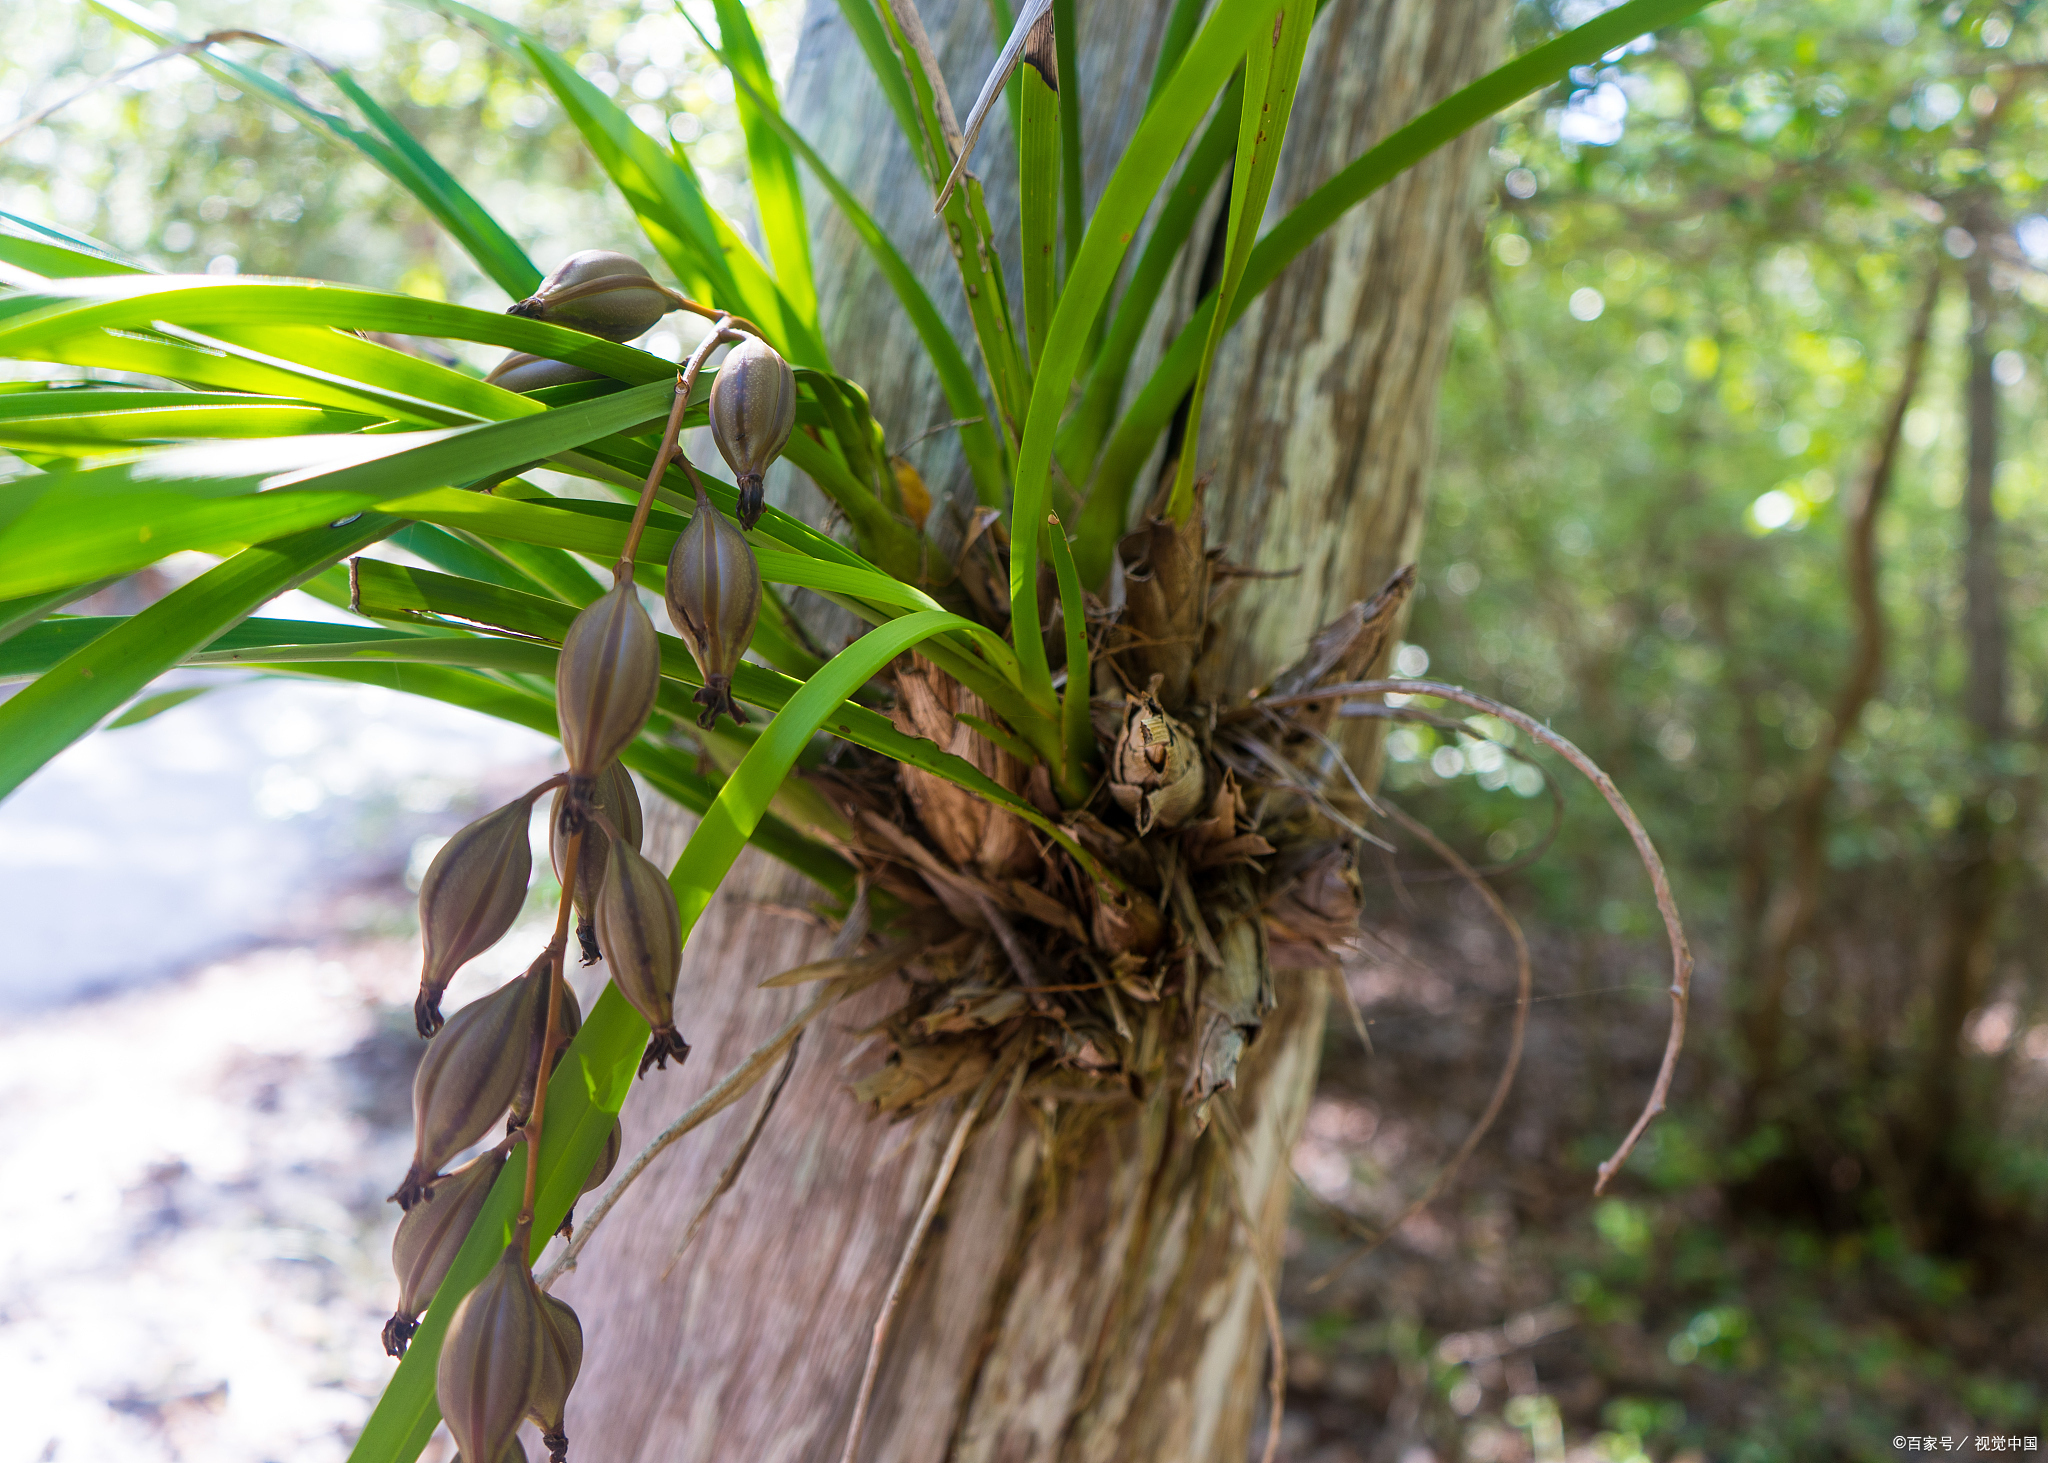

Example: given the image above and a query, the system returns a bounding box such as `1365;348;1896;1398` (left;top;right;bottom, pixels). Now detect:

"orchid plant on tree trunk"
0;0;1711;1458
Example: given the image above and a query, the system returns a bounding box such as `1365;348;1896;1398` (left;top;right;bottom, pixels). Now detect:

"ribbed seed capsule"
556;579;661;778
708;335;795;529
385;1147;507;1357
593;840;689;1075
392;958;547;1209
509;978;582;1133
485;352;605;393
437;1242;546;1463
507;250;672;342
550;763;644;964
665;485;760;730
528;1291;584;1462
416;794;539;1036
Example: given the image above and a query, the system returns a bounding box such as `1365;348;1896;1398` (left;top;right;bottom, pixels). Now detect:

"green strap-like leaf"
710;0;820;332
1087;0;1721;573
0;382;679;601
1058;71;1239;490
1018;30;1062;372
1005;0;1269;707
89;0;540;298
1161;0;1315;525
0;516;398;800
673;7;1008;505
0;211;149;277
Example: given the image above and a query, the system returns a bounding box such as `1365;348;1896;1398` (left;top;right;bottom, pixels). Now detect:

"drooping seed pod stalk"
592;839;689;1075
707;334;795;530
436;1241;547;1463
392;957;548;1209
484;352;606;393
528;1291;584;1462
550;763;643;964
556;579;661;779
506;250;673;342
665;484;760;730
417;793;541;1036
385;1146;508;1357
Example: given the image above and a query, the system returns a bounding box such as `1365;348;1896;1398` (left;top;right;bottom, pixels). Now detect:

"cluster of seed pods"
377;252;796;1459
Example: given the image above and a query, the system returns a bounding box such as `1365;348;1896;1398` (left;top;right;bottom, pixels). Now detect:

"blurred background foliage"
4;0;2046;1458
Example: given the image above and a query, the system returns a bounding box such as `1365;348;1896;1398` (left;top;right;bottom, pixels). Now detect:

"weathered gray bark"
556;3;1503;1458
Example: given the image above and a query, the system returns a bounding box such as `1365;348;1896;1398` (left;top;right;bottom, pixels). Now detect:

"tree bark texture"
557;3;1504;1459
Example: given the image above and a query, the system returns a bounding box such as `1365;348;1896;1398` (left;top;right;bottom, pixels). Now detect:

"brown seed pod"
384;1146;507;1358
1108;688;1206;833
392;958;548;1209
549;763;644;964
707;335;795;529
592;840;690;1075
484;352;606;393
556;579;661;778
1091;882;1164;958
417;794;540;1036
665;484;760;730
528;1291;584;1462
437;1241;547;1463
509;977;582;1133
506;250;672;342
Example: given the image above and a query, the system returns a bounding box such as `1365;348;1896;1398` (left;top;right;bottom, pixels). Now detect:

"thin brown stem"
537;965;892;1289
1307;802;1531;1293
1238;676;1692;1195
615;316;736;575
658;1034;804;1280
835;1046;1021;1463
519;826;583;1244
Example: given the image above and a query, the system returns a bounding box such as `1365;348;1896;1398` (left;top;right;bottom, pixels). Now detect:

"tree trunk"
555;3;1503;1458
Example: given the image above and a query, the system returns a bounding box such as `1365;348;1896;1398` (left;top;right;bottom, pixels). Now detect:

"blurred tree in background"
5;0;2047;1458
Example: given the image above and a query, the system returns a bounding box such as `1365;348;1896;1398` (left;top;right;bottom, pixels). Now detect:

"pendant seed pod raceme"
416;794;540;1036
666;485;760;729
436;1241;547;1463
529;1291;584;1462
551;762;643;964
707;334;795;530
506;250;672;342
392;956;548;1209
593;839;690;1075
384;1146;507;1357
556;578;662;779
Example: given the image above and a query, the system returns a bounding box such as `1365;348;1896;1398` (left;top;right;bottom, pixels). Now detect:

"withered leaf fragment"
593;840;690;1075
1109;688;1206;833
556;578;661;777
417;793;541;1036
665;485;760;729
506;250;672;342
551;762;644;964
437;1241;547;1463
385;1147;507;1357
707;334;795;529
392;958;547;1209
528;1291;584;1462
